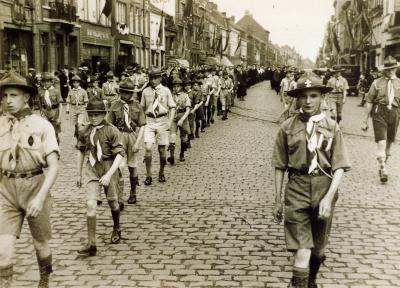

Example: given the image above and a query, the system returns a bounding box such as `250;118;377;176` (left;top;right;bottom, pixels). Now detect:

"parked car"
333;65;361;96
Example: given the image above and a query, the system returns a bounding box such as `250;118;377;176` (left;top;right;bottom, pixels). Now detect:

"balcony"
48;1;77;22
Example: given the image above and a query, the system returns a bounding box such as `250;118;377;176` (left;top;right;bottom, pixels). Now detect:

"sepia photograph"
0;0;399;287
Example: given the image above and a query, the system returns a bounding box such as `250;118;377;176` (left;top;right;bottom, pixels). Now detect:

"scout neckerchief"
123;102;132;130
299;109;326;174
44;86;54;107
88;122;105;167
387;76;396;109
151;85;162;117
72;87;82;105
6;107;32;170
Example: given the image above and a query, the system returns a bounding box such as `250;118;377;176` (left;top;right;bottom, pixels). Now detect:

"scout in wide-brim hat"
330;66;345;73
71;75;82;82
287;72;332;97
86;100;107;113
191;78;203;85
119;77;136;92
378;55;400;70
149;68;162;78
0;70;37;96
42;72;54;81
172;78;184;86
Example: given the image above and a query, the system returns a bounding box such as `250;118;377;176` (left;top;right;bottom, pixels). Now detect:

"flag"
216;33;222;55
235;35;242;54
184;0;193;18
198;15;204;38
344;11;354;46
101;0;112;18
331;24;341;52
141;34;146;49
223;31;230;52
157;11;164;46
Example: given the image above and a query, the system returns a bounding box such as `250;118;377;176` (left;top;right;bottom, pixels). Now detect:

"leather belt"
177;109;186;113
288;168;331;177
146;113;167;118
1;168;43;179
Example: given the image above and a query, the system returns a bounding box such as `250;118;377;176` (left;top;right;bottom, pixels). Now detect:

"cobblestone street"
13;82;400;288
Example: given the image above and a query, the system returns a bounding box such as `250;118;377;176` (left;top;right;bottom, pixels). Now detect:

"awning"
204;56;220;66
221;56;234;67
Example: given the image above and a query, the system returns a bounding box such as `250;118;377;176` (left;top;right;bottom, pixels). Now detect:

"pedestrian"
220;70;234;120
0;71;60;288
210;67;220;123
280;71;293;107
272;72;351;288
107;77;146;205
361;55;400;183
66;75;89;142
38;72;63;143
76;100;125;256
87;76;105;104
184;79;195;144
326;67;349;123
168;78;191;163
236;65;247;101
140;68;176;185
59;67;70;102
191;77;206;137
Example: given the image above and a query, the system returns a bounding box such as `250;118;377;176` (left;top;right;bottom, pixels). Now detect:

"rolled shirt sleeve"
271;128;288;170
366;79;378;103
42;120;60;158
331;124;351;172
166;88;176;109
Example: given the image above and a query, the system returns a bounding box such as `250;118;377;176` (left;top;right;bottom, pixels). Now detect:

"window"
135;8;140;33
117;2;127;25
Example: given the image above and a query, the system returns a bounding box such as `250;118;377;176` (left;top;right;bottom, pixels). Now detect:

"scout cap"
106;71;114;78
379;55;400;70
287;72;332;97
86;100;107;113
119;77;136;92
0;70;37;96
71;75;81;82
172;78;183;86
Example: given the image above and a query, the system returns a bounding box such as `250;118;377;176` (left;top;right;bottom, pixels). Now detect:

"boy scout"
38;72;63;143
168;78;191;163
272;73;351;287
77;100;125;256
102;71;119;108
362;56;400;183
66;75;89;141
326;67;349;123
87;76;105;104
203;69;215;126
108;78;146;205
140;69;176;185
0;71;59;288
184;79;195;142
191;78;206;137
219;70;234;120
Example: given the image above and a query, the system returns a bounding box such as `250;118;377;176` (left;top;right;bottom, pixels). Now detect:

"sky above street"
213;0;335;61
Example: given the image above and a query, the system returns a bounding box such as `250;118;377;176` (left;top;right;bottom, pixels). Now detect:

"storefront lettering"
85;28;109;39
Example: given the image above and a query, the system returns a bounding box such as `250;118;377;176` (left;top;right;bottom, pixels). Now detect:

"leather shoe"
77;244;97;256
127;195;136;204
158;174;166;182
110;228;121;244
144;176;152;186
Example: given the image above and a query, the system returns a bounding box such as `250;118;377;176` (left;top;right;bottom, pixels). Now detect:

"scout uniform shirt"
38;86;63;132
366;76;400;108
140;84;176;117
0;108;59;173
87;86;105;103
272;113;351;174
108;99;146;132
66;86;89;106
173;91;191;133
327;76;349;95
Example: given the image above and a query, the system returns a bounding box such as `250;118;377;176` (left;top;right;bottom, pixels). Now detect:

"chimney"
245;10;252;17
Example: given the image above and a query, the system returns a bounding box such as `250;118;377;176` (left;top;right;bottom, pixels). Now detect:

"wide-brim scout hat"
86;100;107;113
287;72;332;97
42;72;54;81
379;55;400;70
183;79;192;86
149;68;162;78
119;77;136;92
191;78;203;85
125;65;134;73
172;78;184;86
330;66;345;73
0;70;37;96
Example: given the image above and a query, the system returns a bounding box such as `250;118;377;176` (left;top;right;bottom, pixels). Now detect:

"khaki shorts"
144;116;169;145
0;174;52;241
120;131;139;167
84;160;120;202
284;174;338;252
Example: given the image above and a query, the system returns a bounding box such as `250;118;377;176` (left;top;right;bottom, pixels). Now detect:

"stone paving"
12;82;400;287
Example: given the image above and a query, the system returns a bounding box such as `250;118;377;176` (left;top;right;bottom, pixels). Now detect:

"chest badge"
28;136;34;146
